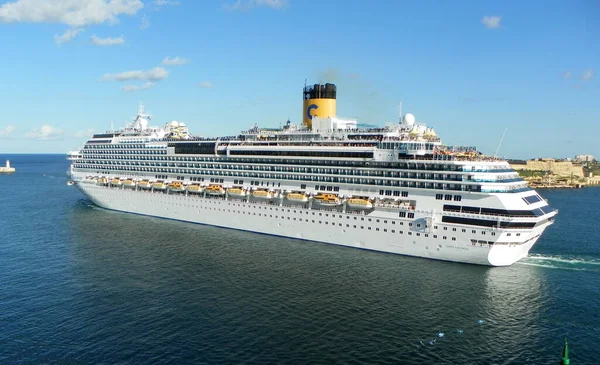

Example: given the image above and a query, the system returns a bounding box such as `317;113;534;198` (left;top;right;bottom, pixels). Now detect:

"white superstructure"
67;85;557;266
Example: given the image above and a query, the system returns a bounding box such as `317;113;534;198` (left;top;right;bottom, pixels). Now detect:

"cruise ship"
67;83;557;266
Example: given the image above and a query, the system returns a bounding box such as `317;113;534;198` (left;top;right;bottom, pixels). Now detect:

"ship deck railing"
441;209;543;221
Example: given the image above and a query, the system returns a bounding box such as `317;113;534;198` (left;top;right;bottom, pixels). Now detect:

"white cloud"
54;27;83;44
0;0;144;27
160;56;189;66
224;0;288;11
101;67;168;82
121;81;154;92
482;15;501;29
0;125;16;138
153;0;179;6
582;69;594;81
197;81;215;88
140;14;149;29
91;34;125;46
562;71;572;79
25;125;63;140
73;128;95;138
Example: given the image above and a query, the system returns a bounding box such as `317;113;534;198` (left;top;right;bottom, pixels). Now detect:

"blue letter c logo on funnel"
307;104;318;120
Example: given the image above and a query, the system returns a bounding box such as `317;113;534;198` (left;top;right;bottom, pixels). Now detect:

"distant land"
509;156;599;188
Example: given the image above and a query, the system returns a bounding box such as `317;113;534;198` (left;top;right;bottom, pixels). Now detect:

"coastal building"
511;160;584;177
575;154;595;163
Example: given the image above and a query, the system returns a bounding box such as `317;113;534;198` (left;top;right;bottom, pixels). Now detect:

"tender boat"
168;181;185;192
285;192;309;203
152;180;167;190
187;183;204;193
346;197;373;209
122;178;136;188
313;193;341;206
205;184;225;196
251;189;274;199
96;177;108;186
138;179;152;189
110;177;122;186
227;187;248;198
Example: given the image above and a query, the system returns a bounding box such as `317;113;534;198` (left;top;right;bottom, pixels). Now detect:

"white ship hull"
74;182;545;266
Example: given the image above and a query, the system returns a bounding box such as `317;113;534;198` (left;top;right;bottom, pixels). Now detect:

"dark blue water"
1;154;598;364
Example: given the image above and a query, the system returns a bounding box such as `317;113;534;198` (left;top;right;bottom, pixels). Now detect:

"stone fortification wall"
511;161;584;177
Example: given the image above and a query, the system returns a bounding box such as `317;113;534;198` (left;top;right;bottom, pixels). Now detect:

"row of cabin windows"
436;193;462;201
77;160;523;191
316;185;340;192
82;147;508;170
437;226;498;236
81;157;468;177
250;180;281;187
80;152;513;175
81;160;470;185
380;189;409;197
79;164;528;194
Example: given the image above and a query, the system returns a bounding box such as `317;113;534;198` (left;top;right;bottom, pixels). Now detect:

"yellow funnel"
302;83;336;129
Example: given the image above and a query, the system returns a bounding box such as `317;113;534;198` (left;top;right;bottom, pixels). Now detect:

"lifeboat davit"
227;187;248;198
186;183;204;193
122;178;136;188
285;192;309;203
346;197;373;209
152;180;167;190
205;184;225;196
138;179;152;189
168;181;185;192
313;193;342;206
251;189;273;199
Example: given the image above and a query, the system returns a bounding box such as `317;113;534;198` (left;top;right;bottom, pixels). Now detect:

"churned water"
1;154;598;364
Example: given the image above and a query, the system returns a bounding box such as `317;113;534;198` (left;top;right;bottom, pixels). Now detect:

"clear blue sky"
0;0;598;159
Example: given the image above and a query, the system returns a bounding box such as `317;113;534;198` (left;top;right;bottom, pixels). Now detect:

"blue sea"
1;154;599;364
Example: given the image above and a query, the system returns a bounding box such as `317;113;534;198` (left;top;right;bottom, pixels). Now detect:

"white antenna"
494;128;508;157
398;101;403;122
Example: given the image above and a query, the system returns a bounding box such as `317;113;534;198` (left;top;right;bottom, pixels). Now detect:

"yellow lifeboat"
110;177;122;186
152;180;167;190
313;193;341;206
138;179;151;189
186;183;204;193
122;178;136;188
205;184;225;196
227;187;248;198
168;181;185;192
252;189;273;199
285;192;309;203
346;197;373;209
96;177;108;186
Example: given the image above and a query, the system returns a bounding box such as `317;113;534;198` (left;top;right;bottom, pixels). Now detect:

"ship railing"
441;209;541;221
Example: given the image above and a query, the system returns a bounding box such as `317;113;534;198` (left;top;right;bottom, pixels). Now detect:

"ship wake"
519;254;600;272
